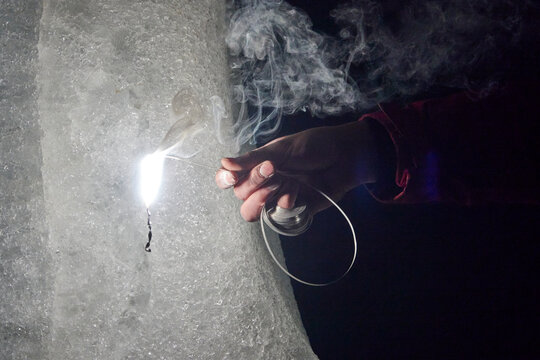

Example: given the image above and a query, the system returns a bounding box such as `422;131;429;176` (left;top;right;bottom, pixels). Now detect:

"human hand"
215;120;379;221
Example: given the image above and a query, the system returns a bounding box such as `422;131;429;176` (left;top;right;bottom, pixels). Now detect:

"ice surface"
0;1;54;359
1;0;316;359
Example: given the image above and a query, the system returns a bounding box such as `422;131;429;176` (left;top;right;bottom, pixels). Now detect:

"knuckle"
249;169;264;186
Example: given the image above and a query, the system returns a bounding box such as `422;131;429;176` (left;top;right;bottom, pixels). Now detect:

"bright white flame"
140;152;165;208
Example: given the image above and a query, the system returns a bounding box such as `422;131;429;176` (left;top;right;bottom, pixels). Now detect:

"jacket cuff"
360;101;441;204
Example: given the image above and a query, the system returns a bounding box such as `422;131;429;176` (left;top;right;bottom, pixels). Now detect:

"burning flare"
140;152;165;208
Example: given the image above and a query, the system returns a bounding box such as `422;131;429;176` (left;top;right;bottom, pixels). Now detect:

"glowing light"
140;152;165;208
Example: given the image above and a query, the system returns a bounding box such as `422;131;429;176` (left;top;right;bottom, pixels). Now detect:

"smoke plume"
226;0;539;146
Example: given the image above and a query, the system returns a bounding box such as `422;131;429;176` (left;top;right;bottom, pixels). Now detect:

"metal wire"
260;184;357;287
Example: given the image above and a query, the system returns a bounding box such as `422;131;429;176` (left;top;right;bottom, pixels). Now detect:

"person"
215;81;540;221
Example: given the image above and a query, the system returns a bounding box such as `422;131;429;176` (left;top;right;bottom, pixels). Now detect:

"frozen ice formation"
0;1;54;358
1;0;316;359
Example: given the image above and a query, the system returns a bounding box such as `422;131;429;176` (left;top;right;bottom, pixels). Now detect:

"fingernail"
267;182;280;191
220;170;236;187
258;162;274;178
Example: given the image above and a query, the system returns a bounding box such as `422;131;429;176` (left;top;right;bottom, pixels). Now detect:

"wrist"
335;119;380;189
363;117;397;187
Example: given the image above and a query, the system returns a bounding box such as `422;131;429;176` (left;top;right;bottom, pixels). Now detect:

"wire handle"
260;185;357;287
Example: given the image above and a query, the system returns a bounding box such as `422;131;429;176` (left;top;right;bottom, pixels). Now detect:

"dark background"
261;1;540;359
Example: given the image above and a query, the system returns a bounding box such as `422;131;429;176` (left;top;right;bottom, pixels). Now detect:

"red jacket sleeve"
363;82;540;205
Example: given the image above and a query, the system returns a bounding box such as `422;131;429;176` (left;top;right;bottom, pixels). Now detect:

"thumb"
221;144;281;172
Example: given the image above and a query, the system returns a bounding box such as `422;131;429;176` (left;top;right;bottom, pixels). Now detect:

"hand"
215;120;379;221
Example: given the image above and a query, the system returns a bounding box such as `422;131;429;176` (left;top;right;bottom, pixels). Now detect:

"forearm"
363;81;540;205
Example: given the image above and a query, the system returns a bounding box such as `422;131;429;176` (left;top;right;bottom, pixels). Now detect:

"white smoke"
227;0;361;148
226;0;538;146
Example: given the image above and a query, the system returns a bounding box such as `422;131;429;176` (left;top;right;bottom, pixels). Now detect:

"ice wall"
0;1;54;359
1;0;316;358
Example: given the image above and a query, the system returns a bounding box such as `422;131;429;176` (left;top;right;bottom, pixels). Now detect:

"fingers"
217;159;300;221
215;168;238;189
221;144;279;172
217;153;304;221
232;161;275;201
240;179;281;222
216;158;277;197
276;181;299;209
236;176;303;221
